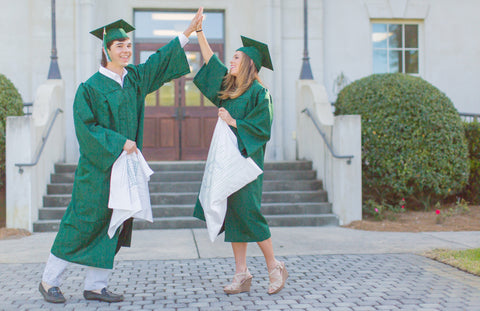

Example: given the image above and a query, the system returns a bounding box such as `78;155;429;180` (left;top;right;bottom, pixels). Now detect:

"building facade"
2;0;479;163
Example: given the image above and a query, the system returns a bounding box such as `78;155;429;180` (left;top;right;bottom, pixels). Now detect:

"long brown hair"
219;52;263;100
100;37;129;67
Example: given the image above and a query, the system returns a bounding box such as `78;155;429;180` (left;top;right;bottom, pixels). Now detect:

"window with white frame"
372;23;419;74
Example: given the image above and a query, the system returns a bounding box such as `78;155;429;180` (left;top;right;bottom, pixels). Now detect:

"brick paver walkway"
0;254;479;311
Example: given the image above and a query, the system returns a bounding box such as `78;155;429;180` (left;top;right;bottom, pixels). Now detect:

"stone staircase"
33;161;338;232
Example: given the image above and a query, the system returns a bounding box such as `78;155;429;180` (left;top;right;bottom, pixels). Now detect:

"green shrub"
0;74;24;187
459;121;480;204
335;73;469;210
364;198;406;221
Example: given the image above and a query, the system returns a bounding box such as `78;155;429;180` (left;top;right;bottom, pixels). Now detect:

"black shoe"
39;282;66;303
83;288;124;303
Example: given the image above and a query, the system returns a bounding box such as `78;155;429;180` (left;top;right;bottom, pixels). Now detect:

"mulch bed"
344;205;480;232
0;228;32;240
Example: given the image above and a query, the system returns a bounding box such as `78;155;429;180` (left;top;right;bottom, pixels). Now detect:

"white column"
269;0;284;161
67;0;96;163
332;115;362;225
77;0;96;82
6;116;33;230
6;80;66;231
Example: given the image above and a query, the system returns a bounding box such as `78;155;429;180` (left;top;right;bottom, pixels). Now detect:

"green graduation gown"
193;54;273;242
51;38;189;269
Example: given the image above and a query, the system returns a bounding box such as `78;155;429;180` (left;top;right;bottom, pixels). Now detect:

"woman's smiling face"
230;51;244;76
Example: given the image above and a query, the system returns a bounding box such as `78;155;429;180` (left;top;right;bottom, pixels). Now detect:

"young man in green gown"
39;10;203;303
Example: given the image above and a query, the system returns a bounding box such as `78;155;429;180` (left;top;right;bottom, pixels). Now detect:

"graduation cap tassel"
103;27;111;62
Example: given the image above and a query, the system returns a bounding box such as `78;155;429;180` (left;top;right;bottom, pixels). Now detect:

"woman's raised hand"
184;7;204;38
196;7;213;64
196;8;204;31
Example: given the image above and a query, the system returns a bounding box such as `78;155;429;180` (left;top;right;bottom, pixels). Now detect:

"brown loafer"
83;288;124;302
39;282;66;303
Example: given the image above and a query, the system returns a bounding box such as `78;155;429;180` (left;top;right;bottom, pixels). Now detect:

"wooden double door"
135;43;223;160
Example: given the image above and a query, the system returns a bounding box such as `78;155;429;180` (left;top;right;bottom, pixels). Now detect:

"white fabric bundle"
108;150;154;238
199;118;263;242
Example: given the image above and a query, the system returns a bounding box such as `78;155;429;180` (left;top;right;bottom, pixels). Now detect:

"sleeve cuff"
178;33;189;48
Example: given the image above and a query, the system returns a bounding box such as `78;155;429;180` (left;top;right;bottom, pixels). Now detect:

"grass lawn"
424;248;480;276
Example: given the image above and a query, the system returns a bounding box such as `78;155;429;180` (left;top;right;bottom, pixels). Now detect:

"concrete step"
261;202;332;215
43;190;328;207
50;170;317;184
127;214;340;230
132;217;205;230
38;202;333;220
47;182;203;195
34;220;62;232
53;161;314;174
53;162;207;174
34;212;338;232
50;172;207;183
265;214;339;227
147;180;323;193
264;180;323;192
47;180;324;195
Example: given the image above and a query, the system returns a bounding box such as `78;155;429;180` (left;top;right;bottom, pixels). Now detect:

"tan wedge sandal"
223;268;253;294
268;261;288;294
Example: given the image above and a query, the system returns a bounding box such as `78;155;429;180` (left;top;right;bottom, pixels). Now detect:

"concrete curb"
1;227;479;264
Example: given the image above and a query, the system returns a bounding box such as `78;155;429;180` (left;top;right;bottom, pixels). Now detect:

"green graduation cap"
236;36;274;72
90;19;135;62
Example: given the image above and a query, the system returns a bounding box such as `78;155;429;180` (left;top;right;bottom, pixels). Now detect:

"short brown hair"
101;37;130;67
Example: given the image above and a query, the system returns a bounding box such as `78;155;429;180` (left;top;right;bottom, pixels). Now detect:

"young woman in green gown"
193;14;288;295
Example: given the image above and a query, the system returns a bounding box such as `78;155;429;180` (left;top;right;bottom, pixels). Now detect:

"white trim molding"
364;0;430;19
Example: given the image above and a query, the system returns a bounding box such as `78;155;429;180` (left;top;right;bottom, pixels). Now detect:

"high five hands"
184;7;204;38
182;8;235;127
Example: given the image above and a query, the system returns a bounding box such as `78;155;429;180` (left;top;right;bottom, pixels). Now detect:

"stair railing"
15;108;64;173
301;107;354;164
459;112;480;123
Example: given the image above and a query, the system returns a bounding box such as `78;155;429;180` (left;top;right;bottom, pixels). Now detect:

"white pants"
42;253;112;291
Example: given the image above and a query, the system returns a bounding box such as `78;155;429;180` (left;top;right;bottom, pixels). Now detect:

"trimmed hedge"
459;121;480;204
0;74;24;187
335;73;469;209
